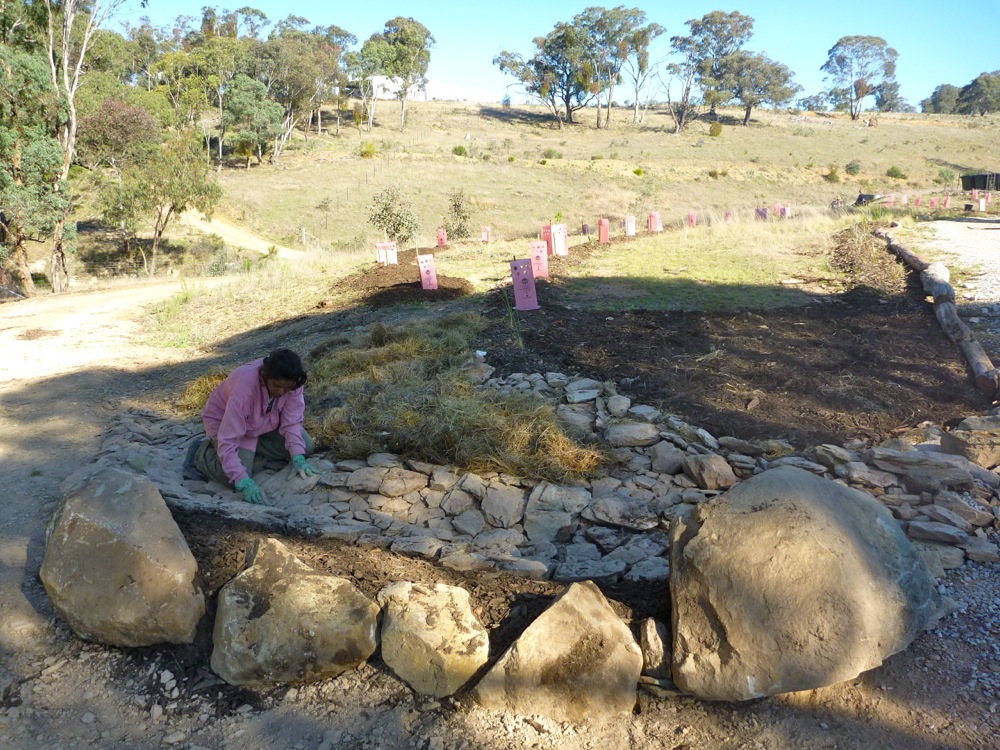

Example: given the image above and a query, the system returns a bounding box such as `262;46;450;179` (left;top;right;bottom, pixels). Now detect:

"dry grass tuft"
306;315;606;480
176;368;228;416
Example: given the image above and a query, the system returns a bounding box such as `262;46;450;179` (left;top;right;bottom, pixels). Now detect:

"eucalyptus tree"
687;10;754;115
620;16;664;124
494;21;593;128
957;71;1000;116
377;16;434;131
574;6;659;129
718;50;800;125
921;84;960;114
821;35;898;120
0;45;68;296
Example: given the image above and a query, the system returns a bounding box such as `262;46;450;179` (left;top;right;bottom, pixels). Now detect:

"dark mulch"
333;248;475;307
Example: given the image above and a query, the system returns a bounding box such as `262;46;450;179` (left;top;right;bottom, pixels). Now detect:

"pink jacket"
201;359;306;484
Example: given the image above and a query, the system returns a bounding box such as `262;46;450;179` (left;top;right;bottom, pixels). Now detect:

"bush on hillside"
845;160;862;175
709;121;723;137
369;187;419;245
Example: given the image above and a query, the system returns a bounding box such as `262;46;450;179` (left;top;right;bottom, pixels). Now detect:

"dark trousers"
193;428;314;487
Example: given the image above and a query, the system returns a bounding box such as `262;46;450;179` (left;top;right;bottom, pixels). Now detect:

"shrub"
634;167;645;176
452;145;467;157
709;121;723;137
369;186;419;245
359;140;377;159
845;159;862;175
541;147;563;159
444;189;472;239
824;165;840;183
539;159;547;165
508;155;516;162
936;168;955;185
886;166;907;179
708;169;728;179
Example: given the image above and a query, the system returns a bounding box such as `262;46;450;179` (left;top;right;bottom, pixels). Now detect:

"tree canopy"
821;35;898;120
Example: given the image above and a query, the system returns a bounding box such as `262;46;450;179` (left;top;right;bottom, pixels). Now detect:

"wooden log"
875;228;997;399
920;262;956;303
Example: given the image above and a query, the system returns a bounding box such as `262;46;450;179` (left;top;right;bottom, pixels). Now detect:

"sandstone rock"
582;496;660;531
650;442;686;474
911;540;966;572
639;618;671;680
565;377;603;394
390;538;446;559
471;528;526;556
606;395;631;418
922;505;974;533
556;403;597;436
934;491;996;527
627;405;661;423
768;456;828;475
429;468;459;492
474;581;642;722
605;422;661;448
368;452;402;468
482;485;527;528
835;461;898;488
867;448;972;489
440;488;475;516
41;468;204;647
940;430;1000;469
907;521;969;545
452;508;487;537
811;444;855;470
376;582;489;698
718;436;765;457
347;467;389;493
552;558;626;584
961;536;999;563
380;468;429;497
670;466;937;701
457;473;486;500
211;538;378;686
682;455;737;490
565;388;601;404
439;551;492;572
624;557;671;583
492;556;551;579
956;415;1000;432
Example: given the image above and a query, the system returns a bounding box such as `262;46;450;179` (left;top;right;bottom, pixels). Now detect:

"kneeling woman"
189;348;318;504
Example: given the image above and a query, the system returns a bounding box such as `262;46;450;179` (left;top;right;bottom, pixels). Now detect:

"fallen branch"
875;227;1000;399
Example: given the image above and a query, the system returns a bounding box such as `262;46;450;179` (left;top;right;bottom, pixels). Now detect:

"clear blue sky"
117;0;1000;108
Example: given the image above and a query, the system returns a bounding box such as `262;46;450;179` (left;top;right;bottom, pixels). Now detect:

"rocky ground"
1;218;1000;750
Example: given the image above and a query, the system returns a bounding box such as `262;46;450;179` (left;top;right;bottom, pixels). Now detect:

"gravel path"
919;217;1000;307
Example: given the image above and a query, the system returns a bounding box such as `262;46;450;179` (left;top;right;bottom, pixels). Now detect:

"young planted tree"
821;35;898;120
719;51;800;125
662;32;700;134
369;186;418;246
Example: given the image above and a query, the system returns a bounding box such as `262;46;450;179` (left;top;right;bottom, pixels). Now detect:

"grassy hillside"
213;102;996;251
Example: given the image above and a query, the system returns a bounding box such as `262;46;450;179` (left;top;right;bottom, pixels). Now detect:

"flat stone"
482;485;527;528
907;521;969;545
624;557;671;583
552;558;627;584
605;422;661;448
682;454;737;490
961;536;999;563
627;405;661;423
582;496;660;531
565;388;601;404
649;442;685;474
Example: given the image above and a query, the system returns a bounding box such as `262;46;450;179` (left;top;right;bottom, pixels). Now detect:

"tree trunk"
743;106;752;126
9;234;36;297
399;92;408;131
150;205;174;277
49;218;69;293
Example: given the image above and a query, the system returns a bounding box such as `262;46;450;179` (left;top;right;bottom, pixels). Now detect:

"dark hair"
260;349;307;388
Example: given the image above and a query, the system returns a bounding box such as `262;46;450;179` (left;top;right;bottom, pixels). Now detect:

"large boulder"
40;467;204;647
670;466;937;702
376;582;489;697
474;581;642;722
211;538;378;687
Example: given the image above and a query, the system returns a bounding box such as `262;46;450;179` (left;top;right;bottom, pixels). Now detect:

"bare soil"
0;222;997;750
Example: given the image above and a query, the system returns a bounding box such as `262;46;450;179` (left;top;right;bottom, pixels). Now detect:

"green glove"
235;477;266;505
291;454;319;480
